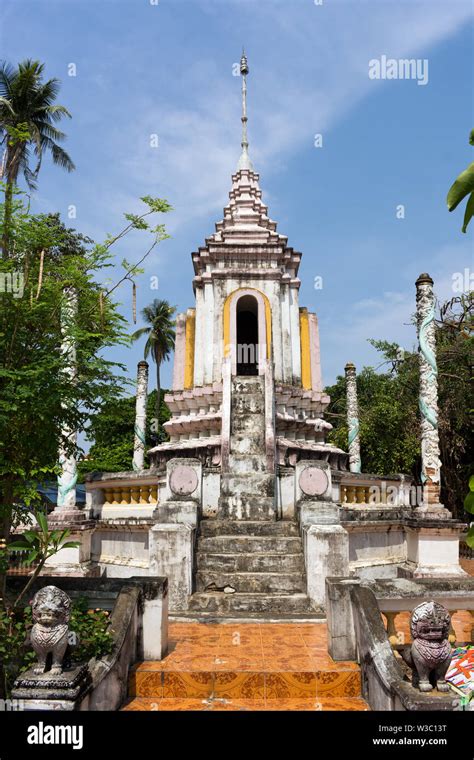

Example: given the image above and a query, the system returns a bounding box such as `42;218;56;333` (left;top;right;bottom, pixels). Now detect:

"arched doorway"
236;295;258;375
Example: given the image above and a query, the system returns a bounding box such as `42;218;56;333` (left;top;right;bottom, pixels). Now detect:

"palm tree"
0;59;75;258
132;299;176;430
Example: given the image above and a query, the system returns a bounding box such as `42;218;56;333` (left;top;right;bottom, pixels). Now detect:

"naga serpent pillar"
345;362;361;473
133;360;149;471
54;286;79;518
416;273;446;514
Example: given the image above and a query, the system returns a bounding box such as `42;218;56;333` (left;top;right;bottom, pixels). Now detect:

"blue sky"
1;0;473;400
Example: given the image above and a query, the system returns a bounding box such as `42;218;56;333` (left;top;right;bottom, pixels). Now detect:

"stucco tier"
160;384;332;444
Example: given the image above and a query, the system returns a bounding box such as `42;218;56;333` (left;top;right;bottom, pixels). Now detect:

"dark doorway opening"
236;295;259;375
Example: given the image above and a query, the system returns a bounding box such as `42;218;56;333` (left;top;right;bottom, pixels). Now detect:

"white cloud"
320;239;473;383
110;0;473;239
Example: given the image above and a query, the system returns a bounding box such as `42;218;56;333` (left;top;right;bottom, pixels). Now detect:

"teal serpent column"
133;360;149;471
416;273;443;511
55;286;78;515
345;362;361;473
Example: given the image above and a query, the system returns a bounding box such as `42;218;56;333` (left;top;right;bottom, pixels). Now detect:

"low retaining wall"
326;576;474;711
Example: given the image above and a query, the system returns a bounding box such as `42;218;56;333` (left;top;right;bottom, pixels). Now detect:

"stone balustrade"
102;484;158;506
340;475;414;507
85;471;164;519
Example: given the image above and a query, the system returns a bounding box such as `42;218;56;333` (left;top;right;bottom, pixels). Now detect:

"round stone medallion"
169;465;198;496
299;467;329;497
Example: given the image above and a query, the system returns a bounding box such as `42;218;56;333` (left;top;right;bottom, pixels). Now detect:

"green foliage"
132;299;176;366
0;188;171;528
326;356;420;477
466;525;474;550
78;389;170;475
6;510;79;610
131;298;176;425
140;196;173;214
447;128;474;233
0;606;35;694
8;511;79;569
464;476;474;551
69;597;114;663
0;59;75;189
123;213;149;231
0;202;128;536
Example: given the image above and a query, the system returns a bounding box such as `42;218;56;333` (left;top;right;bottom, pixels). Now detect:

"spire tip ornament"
237;49;253;172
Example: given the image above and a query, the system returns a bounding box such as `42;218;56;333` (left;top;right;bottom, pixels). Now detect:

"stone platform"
122;621;368;711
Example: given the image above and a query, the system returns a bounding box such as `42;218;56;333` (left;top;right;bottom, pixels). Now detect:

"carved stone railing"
326;576;474;711
85;471;164;518
102;484;158;506
339;473;415;507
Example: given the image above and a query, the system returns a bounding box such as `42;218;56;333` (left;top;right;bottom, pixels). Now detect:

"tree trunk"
155;360;161;433
2;180;14;260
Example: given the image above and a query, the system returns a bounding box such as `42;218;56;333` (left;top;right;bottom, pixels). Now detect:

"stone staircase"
219;375;275;521
186;375;319;620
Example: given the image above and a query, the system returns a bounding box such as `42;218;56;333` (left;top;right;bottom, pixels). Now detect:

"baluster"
149;485;158;503
112;488;121;505
130;486;140;504
139;486;149;504
356;486;366;504
346;486;356;504
120;487;130;505
384;611;400;646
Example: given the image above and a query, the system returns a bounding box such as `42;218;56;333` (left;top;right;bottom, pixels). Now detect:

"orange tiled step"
129;665;361;700
122;696;369;711
124;622;366;709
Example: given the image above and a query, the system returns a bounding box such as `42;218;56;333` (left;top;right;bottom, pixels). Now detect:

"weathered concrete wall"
276;467;295;519
346;523;406;578
304;525;349;608
202;468;220;517
91;524;151;577
149;523;194;611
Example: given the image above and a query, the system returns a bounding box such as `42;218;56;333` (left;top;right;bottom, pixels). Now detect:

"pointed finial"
237;49;253;171
240;49;249;76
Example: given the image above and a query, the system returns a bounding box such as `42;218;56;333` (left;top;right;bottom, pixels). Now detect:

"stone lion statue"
401;601;452;693
30;586;71;676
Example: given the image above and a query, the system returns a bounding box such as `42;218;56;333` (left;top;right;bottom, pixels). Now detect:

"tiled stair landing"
122;622;369;712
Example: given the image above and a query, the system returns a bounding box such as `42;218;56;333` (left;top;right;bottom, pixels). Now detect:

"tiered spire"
208;51;286;246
